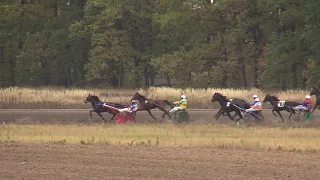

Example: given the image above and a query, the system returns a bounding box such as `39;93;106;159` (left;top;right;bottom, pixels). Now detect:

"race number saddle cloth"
277;101;311;111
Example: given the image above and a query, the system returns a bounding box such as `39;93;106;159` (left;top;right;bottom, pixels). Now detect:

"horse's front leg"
215;109;224;120
89;110;94;118
215;109;223;118
312;103;319;113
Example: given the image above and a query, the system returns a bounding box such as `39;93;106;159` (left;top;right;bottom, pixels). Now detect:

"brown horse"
310;88;320;112
131;92;173;121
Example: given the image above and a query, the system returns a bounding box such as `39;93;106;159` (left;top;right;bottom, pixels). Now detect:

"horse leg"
147;110;157;122
231;112;238;119
162;110;171;119
96;112;106;123
226;111;234;120
110;113;116;120
90;110;94;118
272;110;277;116
312;104;319;113
215;109;223;118
275;111;284;122
215;110;225;120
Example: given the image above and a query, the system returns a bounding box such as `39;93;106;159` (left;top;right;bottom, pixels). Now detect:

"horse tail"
163;100;174;108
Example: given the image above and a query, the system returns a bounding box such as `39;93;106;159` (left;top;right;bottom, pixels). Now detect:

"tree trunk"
292;63;297;89
144;66;150;88
119;66;124;88
237;38;248;88
150;66;155;86
166;75;171;87
0;46;3;63
9;56;15;86
134;56;141;88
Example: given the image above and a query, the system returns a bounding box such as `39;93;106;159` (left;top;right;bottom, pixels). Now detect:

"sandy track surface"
0;142;319;180
0;109;319;127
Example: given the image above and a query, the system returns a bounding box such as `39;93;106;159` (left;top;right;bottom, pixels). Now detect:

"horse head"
211;93;227;103
84;94;100;104
310;88;319;97
262;94;271;103
263;94;279;104
131;92;147;102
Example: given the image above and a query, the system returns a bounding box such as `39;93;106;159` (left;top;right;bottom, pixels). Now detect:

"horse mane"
90;95;100;102
267;94;280;101
134;92;147;99
214;92;228;101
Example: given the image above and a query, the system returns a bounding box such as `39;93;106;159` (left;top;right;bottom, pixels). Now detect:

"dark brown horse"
131;92;173;121
262;94;300;122
310;88;320;112
84;94;127;122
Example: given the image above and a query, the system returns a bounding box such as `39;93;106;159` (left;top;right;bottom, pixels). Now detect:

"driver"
296;95;312;111
118;100;138;113
250;95;258;106
246;97;262;113
169;95;187;114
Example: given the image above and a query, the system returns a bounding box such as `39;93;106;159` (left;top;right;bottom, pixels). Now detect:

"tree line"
0;0;319;90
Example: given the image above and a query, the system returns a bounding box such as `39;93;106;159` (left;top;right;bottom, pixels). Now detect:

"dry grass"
0;86;312;109
1;123;319;152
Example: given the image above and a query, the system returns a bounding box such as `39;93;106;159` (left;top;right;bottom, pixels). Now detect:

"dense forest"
0;0;319;89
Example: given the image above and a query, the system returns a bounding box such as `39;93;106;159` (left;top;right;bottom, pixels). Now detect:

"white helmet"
253;95;258;98
255;98;260;101
181;95;186;99
306;95;311;99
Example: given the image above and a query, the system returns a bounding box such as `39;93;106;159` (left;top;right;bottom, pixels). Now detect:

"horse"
84;94;127;122
211;93;250;121
310;88;320;112
262;94;300;122
131;92;173;122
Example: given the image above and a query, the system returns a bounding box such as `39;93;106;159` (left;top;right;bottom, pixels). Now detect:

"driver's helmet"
253;95;258;99
181;95;187;99
305;95;311;99
131;100;138;104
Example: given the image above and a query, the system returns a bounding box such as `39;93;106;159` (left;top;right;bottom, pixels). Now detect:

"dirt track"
0;142;319;180
0;109;319;126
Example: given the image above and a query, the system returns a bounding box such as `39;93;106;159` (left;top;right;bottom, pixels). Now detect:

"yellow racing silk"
174;99;187;109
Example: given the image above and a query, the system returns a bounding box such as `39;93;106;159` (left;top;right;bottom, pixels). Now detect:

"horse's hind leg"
163;110;171;119
96;112;106;123
275;111;284;122
110;113;116;120
147;110;157;122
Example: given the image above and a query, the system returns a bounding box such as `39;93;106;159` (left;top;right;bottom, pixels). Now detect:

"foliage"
0;0;319;89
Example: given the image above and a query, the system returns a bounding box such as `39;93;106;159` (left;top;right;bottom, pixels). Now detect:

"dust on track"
0;142;319;180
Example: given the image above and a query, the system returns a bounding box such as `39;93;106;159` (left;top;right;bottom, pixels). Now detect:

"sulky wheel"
172;110;189;123
291;112;303;124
